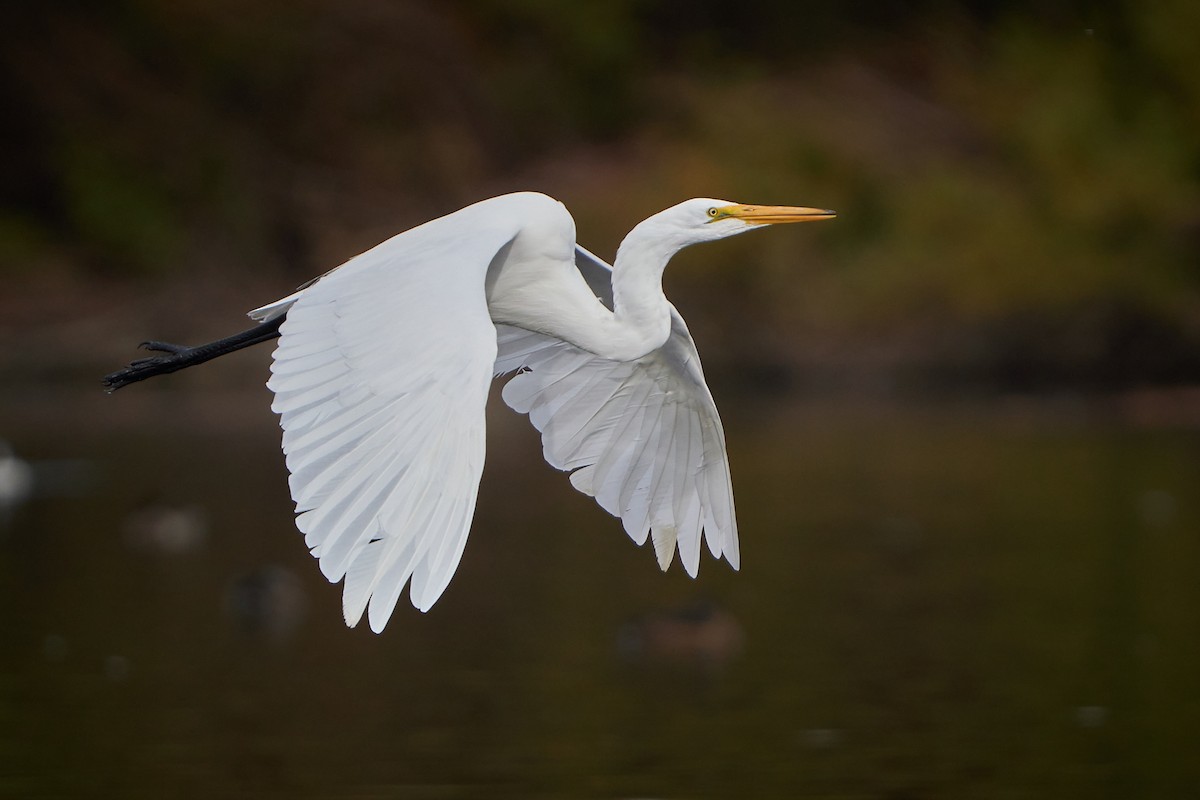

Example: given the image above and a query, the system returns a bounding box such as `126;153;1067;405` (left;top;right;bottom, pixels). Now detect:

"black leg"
139;341;192;355
103;315;286;393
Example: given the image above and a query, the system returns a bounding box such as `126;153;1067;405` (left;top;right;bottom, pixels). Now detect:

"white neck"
487;212;686;363
591;218;684;361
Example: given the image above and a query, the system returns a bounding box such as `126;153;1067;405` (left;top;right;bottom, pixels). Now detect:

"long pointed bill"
720;204;836;224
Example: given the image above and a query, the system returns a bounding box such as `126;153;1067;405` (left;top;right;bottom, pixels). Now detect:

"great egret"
105;192;834;632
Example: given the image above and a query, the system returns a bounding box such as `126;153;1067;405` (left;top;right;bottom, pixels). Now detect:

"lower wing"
494;307;739;576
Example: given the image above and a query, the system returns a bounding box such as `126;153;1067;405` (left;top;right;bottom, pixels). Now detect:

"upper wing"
494;248;739;575
265;222;515;632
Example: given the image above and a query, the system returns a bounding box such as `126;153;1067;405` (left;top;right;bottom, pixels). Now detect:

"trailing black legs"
103;315;285;392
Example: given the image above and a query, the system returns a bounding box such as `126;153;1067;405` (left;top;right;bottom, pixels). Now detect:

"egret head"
650;198;836;248
616;197;836;273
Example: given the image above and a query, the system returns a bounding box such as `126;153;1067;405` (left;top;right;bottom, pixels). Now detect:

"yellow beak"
718;204;836;224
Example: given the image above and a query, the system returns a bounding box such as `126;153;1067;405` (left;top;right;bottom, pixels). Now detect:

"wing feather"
251;195;738;631
266;215;519;631
493;248;739;575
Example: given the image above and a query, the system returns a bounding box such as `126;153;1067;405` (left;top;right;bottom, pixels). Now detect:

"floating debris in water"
104;655;131;682
224;565;308;641
43;634;69;662
0;440;34;521
122;503;208;554
1138;489;1177;527
617;599;743;670
1074;705;1109;728
799;727;845;749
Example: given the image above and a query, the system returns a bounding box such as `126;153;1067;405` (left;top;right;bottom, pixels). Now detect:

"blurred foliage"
1;0;1197;382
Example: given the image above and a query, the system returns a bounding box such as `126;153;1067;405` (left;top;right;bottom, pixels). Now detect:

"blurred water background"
2;2;1198;797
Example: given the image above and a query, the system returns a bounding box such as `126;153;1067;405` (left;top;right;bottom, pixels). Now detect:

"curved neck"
599;219;685;360
488;216;683;363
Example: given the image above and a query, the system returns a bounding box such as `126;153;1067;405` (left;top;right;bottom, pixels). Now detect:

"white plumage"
245;192;833;631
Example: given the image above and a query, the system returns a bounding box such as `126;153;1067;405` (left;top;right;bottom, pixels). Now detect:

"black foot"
102;315;285;394
139;340;192;355
103;343;196;393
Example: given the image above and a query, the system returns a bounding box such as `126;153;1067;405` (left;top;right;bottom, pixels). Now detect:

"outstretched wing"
494;247;739;575
262;219;517;632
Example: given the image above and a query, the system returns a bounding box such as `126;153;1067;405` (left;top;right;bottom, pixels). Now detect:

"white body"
248;191;829;631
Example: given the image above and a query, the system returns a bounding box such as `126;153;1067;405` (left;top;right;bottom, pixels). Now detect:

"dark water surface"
1;386;1197;798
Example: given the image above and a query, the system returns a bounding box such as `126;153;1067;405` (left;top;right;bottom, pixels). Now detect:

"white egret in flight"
105;192;834;631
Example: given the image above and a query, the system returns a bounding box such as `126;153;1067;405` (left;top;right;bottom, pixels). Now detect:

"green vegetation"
2;2;1197;383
